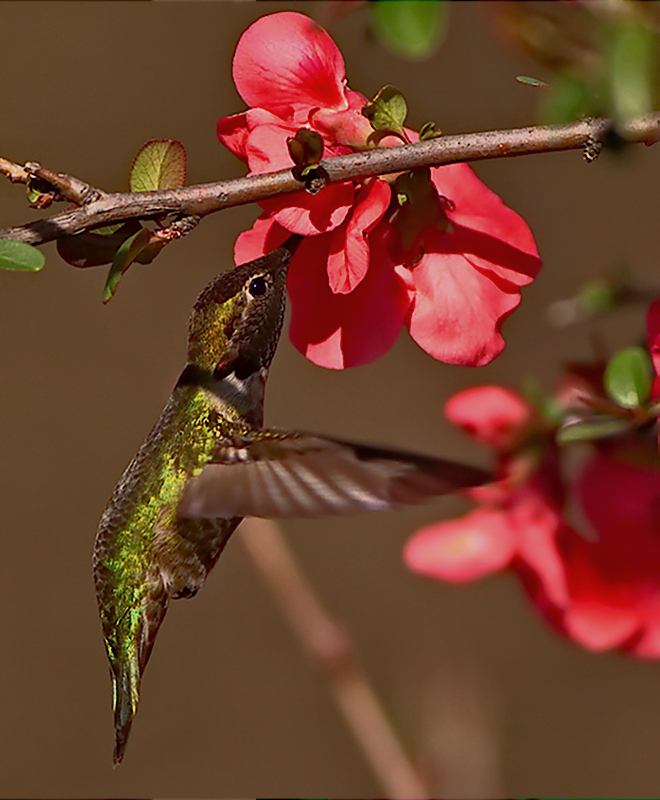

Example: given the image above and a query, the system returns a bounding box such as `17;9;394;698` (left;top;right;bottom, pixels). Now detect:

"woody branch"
1;112;659;245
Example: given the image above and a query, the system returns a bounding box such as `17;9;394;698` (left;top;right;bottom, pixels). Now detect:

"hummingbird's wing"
177;430;491;520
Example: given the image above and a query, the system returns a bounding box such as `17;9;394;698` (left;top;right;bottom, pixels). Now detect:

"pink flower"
405;385;660;658
218;11;542;369
647;297;660;401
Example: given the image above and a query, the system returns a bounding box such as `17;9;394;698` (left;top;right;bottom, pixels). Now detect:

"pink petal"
239;110;299;173
216;112;250;161
653;376;660;403
404;228;521;366
578;452;660;546
234;214;289;263
628;625;660;659
311;105;374;151
627;589;660;657
260;182;354;236
646;298;660;378
514;488;568;608
561;538;640;650
287;230;410;368
233;12;347;115
564;600;640;651
220;111;353;236
445;385;534;450
327;179;391;294
404;508;517;582
430;163;541;287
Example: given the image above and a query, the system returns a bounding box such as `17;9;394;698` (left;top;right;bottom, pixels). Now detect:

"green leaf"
604;346;653;409
577;280;618;316
557;415;633;445
607;16;656;123
516;75;551;90
92;222;125;236
129;139;186;193
0;239;45;272
418;120;442;141
25;178;54;209
362;85;408;137
540;74;591;124
370;0;447;60
103;228;154;303
521;376;563;426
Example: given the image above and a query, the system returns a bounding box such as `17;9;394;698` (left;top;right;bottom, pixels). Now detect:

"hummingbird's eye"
247;275;268;298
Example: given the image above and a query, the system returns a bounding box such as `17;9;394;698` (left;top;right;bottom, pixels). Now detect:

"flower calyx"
388;167;453;265
286;128;329;195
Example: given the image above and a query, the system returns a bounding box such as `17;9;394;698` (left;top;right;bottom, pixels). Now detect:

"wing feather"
178;430;490;520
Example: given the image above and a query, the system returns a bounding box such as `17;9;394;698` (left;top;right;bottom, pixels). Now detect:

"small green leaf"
103;228;153;303
577;280;618;315
362;85;408;137
418;120;443;141
370;0;447;60
129;139;186;193
516;75;551;90
92;222;125;236
607;16;656;123
25;177;55;209
521;377;563;426
557;415;633;445
0;239;45;272
604;346;653;409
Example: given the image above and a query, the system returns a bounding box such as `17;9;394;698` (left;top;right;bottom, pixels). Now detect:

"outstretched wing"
178;430;491;520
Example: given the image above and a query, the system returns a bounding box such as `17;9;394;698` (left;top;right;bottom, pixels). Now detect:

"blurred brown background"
1;1;658;797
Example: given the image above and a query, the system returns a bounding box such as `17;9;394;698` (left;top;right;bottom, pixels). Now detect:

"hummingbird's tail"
106;581;169;766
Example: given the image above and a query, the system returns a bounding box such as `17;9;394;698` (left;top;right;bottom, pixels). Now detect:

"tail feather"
107;583;169;765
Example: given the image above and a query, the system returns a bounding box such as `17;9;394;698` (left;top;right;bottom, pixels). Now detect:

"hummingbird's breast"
93;385;245;633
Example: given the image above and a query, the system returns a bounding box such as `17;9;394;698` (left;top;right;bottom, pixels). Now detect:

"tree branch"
239;517;429;799
1;112;658;245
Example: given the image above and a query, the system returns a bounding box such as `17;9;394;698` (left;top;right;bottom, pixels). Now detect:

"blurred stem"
239;517;429;800
1;111;659;244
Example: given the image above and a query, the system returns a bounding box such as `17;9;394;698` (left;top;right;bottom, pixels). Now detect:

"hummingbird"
93;234;490;765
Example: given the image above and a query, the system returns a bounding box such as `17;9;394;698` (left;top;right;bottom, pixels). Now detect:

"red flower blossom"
404;385;660;658
647;297;660;401
218;11;542;369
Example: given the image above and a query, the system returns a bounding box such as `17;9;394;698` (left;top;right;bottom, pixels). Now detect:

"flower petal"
445;385;534;450
288;230;410;368
234;214;290;264
431;163;541;287
514;488;568;608
260;182;354;236
404;228;521;366
578;452;660;549
646;297;660;378
233;12;347;115
239;110;298;173
216;112;250;161
404;507;517;582
561;537;640;651
328;179;391;294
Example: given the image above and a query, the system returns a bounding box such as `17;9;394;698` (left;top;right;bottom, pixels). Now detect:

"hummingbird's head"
186;235;302;378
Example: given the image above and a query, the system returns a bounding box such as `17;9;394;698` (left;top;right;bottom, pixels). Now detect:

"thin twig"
239;517;429;800
1;112;659;245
